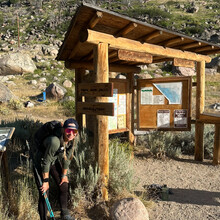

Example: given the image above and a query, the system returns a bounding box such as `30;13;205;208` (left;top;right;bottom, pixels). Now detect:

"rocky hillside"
0;0;220;51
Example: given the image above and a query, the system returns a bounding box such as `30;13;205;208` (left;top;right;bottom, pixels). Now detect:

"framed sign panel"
0;127;15;152
137;76;192;131
108;79;129;134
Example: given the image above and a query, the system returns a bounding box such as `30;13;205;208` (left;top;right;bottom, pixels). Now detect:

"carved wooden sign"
77;102;114;116
78;83;113;97
173;58;195;68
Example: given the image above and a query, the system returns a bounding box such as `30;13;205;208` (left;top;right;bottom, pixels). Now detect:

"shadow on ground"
168;188;220;206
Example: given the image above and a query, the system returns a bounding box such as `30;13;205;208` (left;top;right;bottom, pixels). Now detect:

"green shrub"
109;139;135;195
8;99;24;110
69;129;100;207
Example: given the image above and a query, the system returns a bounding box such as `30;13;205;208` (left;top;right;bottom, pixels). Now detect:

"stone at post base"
110;197;149;220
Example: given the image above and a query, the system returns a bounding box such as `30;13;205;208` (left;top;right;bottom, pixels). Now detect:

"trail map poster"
153;82;182;104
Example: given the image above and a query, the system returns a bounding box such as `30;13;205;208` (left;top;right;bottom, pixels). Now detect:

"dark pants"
34;161;68;220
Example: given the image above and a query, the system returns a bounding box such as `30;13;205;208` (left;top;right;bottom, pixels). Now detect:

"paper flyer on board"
157;110;170;128
141;87;153;105
174;109;188;128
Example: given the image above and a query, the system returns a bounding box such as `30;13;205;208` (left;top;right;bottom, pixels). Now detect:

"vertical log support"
213;124;220;165
93;43;109;200
195;61;205;161
127;72;135;145
75;68;86;129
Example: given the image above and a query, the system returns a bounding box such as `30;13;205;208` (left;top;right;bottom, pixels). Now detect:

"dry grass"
2;75;72;123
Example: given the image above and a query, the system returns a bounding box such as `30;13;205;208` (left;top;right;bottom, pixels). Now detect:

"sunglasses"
65;128;78;134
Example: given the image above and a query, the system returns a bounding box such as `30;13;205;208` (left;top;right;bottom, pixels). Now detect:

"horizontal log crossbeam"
65;60;141;73
80;29;211;63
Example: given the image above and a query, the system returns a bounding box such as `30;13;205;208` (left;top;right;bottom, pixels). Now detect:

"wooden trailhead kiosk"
57;3;220;200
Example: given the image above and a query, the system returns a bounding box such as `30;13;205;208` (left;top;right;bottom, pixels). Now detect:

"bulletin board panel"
137;76;192;131
108;78;130;134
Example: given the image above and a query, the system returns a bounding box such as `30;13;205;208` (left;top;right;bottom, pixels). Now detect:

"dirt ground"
133;154;220;220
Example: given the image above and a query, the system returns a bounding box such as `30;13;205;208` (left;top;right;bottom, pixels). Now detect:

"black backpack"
34;120;62;152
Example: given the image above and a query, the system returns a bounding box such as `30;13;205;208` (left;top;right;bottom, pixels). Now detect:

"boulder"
172;66;196;76
0;82;14;103
0;52;36;75
206;57;220;72
110;197;149;220
63;79;72;88
45;82;67;100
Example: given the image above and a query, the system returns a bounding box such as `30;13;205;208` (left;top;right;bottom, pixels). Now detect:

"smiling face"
64;126;78;142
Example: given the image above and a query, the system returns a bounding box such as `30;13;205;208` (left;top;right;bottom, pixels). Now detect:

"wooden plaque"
77;102;114;116
78;83;113;97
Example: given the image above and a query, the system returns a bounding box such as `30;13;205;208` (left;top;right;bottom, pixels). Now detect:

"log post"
127;72;135;145
93;43;109;200
195;61;205;161
213;124;220;165
75;69;86;129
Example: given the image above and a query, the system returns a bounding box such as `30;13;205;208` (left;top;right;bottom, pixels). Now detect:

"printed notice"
157;110;170;128
153;95;164;105
118;94;126;115
108;116;118;130
174;109;188;128
108;89;118;130
118;115;126;129
141;87;153;105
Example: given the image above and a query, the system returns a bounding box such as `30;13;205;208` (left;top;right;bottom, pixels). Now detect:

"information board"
137;76;192;131
0;127;15;152
108;79;129;134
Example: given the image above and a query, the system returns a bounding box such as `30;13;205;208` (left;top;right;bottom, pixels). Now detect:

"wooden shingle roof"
56;2;220;66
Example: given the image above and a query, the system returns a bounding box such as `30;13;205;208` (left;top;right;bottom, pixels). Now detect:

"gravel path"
133;155;220;220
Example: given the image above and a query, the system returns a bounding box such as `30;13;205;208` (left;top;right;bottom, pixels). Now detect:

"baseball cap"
63;118;79;130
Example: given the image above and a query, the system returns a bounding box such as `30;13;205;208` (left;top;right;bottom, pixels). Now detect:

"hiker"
33;118;79;220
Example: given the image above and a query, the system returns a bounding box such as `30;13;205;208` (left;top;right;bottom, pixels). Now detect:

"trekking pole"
26;140;56;220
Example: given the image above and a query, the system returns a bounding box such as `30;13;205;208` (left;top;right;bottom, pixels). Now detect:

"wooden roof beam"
65;61;141;73
89;11;103;29
68;41;81;59
152;57;172;63
80;29;211;63
194;45;215;53
114;22;138;37
140;30;163;42
180;42;202;50
160;37;185;47
200;49;220;55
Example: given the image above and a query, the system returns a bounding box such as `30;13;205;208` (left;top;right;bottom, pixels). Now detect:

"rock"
25;101;34;108
63;79;72;88
210;34;220;43
39;77;47;82
28;80;38;85
45;82;67;100
0;82;14;103
0;52;37;75
205;68;217;75
209;103;220;111
110;197;149;220
172;66;196;76
206;57;220;72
